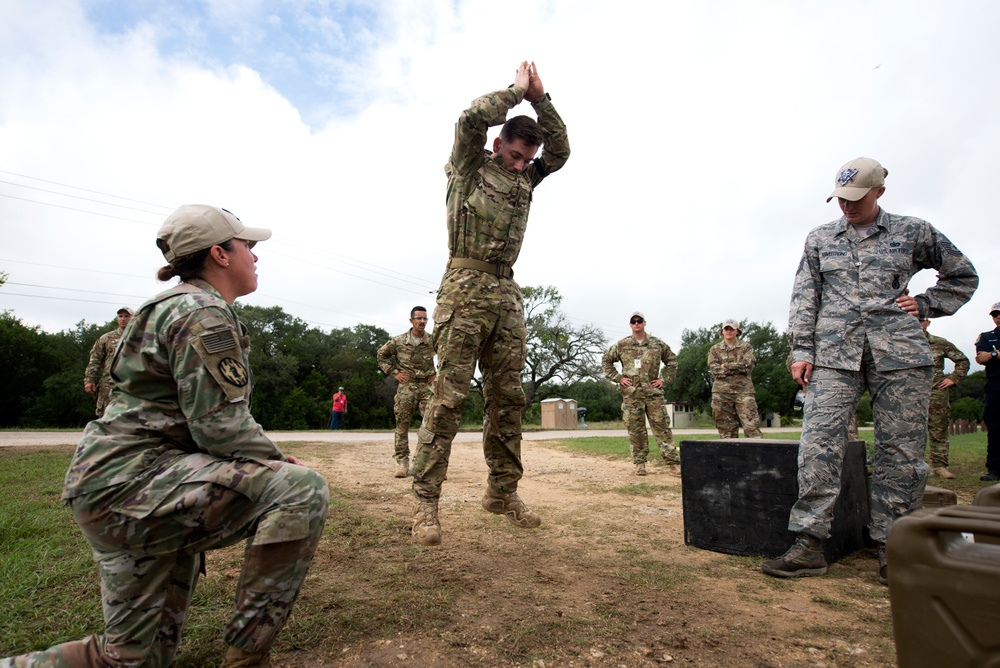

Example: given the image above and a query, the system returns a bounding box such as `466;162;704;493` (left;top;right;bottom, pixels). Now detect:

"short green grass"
0;431;993;664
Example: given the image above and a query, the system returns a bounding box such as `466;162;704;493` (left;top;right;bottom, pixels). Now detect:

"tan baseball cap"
157;205;271;262
826;157;888;203
722;318;741;335
117;307;134;316
630;311;645;322
990;302;1000;316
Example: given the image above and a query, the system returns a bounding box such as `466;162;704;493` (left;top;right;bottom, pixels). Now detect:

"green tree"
951;396;984;422
954;370;986;402
235;305;392;430
521;286;607;418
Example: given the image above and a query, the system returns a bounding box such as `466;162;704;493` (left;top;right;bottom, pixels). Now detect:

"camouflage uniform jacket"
926;332;969;387
442;85;569;278
708;339;757;394
789;208;978;372
602;335;677;388
64;279;286;502
377;331;436;380
84;327;124;387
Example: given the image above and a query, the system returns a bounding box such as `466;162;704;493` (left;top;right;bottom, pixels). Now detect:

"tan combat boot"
760;534;829;578
220;646;270;668
394;458;409;478
933;466;955;479
481;487;542;528
412;500;442;545
635;463;647;476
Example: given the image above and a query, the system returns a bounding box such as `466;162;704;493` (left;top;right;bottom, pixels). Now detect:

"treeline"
0;303;987;430
0;306;398;430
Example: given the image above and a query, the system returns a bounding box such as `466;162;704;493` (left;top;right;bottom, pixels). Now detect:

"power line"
4;281;148;299
0;179;168;216
0;193;159;225
0;169;174;210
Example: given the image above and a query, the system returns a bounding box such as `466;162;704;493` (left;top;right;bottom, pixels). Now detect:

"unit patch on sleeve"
219;357;249;386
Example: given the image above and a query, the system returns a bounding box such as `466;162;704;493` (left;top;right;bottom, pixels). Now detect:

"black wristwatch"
992;350;998;358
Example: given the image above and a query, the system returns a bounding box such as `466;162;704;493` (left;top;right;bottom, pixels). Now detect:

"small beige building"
541;398;579;429
666;401;697;428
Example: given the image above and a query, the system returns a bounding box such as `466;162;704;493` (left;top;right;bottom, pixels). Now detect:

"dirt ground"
267;436;899;668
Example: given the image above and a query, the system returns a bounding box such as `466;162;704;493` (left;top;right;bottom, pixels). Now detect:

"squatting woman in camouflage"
2;205;329;668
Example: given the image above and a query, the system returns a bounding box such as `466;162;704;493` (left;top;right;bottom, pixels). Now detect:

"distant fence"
949;419;985;435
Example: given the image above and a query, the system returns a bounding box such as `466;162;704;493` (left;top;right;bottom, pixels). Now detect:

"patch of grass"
614;560;694;591
0;449;103;654
610;483;677;497
0;447;460;665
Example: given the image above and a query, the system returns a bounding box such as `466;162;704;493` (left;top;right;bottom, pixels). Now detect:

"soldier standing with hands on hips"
410;61;570;546
602;311;679;476
377;306;436;478
762;157;977;586
919;318;968;479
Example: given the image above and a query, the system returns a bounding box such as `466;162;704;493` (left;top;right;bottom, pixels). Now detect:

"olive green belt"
448;257;514;279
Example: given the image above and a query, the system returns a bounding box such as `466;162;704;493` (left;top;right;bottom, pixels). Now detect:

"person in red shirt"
329;387;347;429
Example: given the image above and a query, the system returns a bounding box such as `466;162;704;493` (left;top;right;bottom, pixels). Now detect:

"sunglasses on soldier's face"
630;319;644;325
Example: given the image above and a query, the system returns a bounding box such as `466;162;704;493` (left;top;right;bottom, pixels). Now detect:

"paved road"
0;427;806;448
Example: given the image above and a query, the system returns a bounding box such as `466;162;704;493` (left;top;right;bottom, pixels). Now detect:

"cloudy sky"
1;0;998;368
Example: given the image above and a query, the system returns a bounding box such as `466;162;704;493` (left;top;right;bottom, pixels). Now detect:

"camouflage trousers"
95;382;114;417
711;392;763;439
393;380;434;462
926;385;951;468
2;455;329;668
413;271;526;500
788;361;932;544
620;386;675;464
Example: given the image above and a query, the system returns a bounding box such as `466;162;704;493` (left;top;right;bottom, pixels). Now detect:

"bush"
951;396;984;422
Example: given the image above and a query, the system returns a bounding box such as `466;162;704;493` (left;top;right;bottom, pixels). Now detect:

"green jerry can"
888;505;1000;667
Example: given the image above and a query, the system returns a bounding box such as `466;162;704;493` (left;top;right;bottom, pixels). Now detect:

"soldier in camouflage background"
602;312;678;476
920;318;969;479
2;205;330;668
762;158;978;587
378;306;437;478
410;61;570;546
83;307;133;417
708;318;763;439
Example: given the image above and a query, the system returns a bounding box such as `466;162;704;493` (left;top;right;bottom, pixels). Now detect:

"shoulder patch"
218;358;249;386
939;239;964;257
190;323;248;402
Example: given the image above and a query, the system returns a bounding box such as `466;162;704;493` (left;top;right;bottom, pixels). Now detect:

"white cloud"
1;0;998;367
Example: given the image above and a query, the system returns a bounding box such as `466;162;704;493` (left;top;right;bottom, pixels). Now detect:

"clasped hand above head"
514;61;545;102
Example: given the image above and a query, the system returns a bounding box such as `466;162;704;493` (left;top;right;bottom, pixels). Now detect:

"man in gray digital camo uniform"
602;312;678;476
762;157;978;586
410;61;570;546
919;318;969;479
83;307;133;416
378;306;437;478
708;318;763;439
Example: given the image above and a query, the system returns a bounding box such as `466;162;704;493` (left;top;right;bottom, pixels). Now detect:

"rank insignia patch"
837;168;859;186
219;358;249;386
